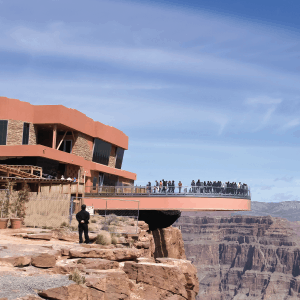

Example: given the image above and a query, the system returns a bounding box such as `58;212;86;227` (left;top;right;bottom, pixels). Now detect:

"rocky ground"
0;221;199;300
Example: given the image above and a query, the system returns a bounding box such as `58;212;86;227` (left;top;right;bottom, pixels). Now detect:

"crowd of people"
146;180;249;195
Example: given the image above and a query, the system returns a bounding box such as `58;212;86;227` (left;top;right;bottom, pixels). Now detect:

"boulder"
79;258;119;270
24;233;52;240
137;221;149;231
123;261;188;298
69;247;142;261
85;270;130;300
38;283;104;300
54;259;85;274
31;253;56;268
0;255;31;267
61;247;71;256
57;232;98;242
155;258;199;295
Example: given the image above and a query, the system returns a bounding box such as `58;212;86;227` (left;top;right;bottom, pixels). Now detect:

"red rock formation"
177;215;300;299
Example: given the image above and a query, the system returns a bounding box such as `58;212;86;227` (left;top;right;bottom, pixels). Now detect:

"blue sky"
0;0;300;203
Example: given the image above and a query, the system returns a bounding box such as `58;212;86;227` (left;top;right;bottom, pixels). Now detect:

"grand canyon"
176;201;300;299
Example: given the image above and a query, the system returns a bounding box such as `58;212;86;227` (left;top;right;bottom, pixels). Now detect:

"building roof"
0;97;128;150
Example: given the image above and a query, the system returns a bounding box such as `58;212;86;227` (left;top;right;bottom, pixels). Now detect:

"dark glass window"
22;123;30;145
115;147;124;169
58;140;72;153
92;139;111;166
0;120;8;145
103;174;118;186
93;177;97;188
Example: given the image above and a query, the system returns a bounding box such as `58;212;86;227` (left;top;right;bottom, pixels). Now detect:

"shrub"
106;214;117;225
91;219;97;223
60;221;68;227
69;268;86;285
111;236;118;245
95;230;111;245
101;225;109;231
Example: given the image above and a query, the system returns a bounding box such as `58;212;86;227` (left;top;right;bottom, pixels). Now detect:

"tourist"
191;180;196;193
171;180;175;193
167;180;172;193
76;204;90;244
178;181;182;193
159;180;163;193
162;179;167;192
196;179;201;193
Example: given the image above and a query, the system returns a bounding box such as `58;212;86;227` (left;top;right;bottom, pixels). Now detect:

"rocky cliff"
176;215;300;299
0;221;199;300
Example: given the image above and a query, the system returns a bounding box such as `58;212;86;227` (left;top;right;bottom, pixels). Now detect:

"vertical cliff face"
176;215;300;299
152;227;186;259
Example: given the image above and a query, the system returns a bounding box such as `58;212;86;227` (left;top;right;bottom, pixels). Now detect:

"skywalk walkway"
83;185;251;211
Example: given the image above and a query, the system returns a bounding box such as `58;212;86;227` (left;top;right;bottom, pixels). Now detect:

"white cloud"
245;96;282;105
279;119;300;132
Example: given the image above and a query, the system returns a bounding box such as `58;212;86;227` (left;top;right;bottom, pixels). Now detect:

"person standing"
76;204;90;244
155;180;159;193
191;180;196;193
159;180;163;193
167;180;172;193
163;179;167;192
171;180;175;193
178;181;182;193
196;179;201;193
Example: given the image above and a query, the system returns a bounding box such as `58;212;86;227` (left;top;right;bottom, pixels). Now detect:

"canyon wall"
176;215;300;300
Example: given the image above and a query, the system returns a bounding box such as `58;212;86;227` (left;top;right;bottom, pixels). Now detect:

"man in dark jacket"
76;204;90;244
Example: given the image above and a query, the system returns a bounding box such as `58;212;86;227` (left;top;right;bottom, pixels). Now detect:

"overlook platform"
83;185;251;211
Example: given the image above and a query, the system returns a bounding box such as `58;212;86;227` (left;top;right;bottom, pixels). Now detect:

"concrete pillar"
52;125;57;149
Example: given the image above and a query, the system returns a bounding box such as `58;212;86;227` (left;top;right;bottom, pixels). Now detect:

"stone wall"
6;120;37;146
6;120;23;145
29;123;37;145
108;145;116;168
72;132;93;161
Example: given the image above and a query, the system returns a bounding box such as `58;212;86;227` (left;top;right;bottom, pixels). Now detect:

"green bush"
91;219;97;223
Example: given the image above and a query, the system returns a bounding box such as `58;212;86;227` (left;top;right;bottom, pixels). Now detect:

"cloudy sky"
0;0;300;203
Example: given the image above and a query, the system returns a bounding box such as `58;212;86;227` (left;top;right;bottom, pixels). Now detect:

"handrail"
85;185;251;199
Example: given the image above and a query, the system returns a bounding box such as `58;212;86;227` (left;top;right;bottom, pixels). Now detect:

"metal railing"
86;185;251;199
70;197;140;234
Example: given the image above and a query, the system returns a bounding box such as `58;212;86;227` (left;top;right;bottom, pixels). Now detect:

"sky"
0;0;300;203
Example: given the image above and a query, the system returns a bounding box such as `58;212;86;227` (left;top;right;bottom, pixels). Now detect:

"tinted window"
22;123;30;145
103;174;118;186
92;138;111;166
93;177;97;188
115;147;124;169
0;120;8;145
